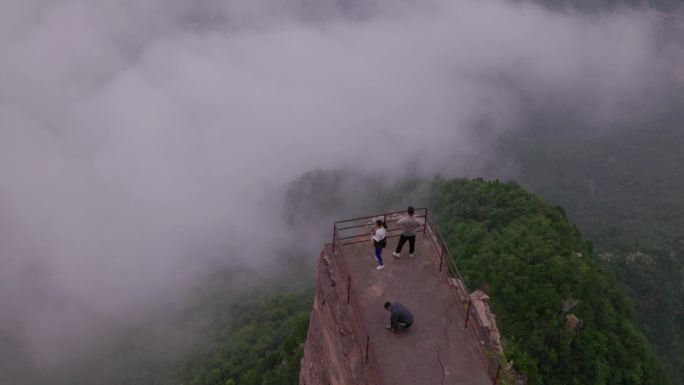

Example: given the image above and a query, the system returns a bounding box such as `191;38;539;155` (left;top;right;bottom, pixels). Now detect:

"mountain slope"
506;123;684;383
430;178;668;385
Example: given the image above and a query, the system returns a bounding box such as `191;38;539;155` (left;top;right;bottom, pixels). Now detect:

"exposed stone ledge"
299;247;377;385
469;289;527;385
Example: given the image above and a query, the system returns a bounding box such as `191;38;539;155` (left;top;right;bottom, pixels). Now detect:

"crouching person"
384;301;413;332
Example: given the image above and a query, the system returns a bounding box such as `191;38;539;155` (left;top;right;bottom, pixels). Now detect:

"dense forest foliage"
507;124;684;384
181;169;680;385
430;178;668;385
508;125;684;251
182;293;311;385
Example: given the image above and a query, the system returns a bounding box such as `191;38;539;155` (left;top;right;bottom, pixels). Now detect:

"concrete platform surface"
342;234;492;385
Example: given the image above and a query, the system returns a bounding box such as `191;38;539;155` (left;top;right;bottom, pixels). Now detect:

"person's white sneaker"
376;265;385;270
409;253;415;258
392;252;400;258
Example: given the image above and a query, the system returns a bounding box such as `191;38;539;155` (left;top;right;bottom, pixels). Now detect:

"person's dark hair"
384;301;392;310
376;219;387;228
407;206;415;216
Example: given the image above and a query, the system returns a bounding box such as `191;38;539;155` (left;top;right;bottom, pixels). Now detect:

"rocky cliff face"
299;244;519;385
299;246;377;385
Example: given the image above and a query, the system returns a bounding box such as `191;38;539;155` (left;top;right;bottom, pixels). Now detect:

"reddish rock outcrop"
302;228;500;385
469;290;503;354
469;290;528;385
299;247;377;385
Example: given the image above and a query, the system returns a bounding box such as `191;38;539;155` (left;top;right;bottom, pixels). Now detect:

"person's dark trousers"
395;234;416;254
396;321;412;331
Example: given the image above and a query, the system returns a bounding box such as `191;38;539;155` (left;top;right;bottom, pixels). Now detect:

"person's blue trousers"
374;247;384;266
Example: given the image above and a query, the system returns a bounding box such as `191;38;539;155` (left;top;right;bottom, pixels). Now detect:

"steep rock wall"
299;246;376;385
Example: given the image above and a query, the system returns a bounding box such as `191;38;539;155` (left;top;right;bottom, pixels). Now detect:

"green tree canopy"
430;178;669;385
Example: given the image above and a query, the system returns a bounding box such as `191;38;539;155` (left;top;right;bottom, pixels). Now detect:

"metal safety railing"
424;220;509;385
332;207;428;252
330;240;384;385
330;208;429;385
330;208;507;385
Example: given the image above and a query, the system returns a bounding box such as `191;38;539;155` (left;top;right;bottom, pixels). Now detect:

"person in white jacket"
371;219;387;270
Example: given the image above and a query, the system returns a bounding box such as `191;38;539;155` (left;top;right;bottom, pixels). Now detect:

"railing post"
464;298;472;330
365;335;370;364
347;276;351;305
494;362;502;384
423;208;428;237
439;247;445;273
332;224;336;253
382;214;387;237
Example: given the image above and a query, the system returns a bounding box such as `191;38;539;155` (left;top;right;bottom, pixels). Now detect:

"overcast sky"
1;0;682;383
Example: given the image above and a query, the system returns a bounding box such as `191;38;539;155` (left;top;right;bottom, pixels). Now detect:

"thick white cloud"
0;0;681;383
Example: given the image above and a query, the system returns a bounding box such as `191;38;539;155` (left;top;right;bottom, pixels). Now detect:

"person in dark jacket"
384;301;413;332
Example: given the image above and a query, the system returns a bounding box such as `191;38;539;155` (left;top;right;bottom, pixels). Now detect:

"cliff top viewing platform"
300;208;508;385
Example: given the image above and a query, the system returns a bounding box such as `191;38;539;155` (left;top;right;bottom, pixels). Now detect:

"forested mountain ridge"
180;175;668;385
506;122;684;383
181;290;311;385
429;179;668;385
506;124;684;251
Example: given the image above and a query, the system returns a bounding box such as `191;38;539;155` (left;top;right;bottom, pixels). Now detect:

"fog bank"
0;0;682;383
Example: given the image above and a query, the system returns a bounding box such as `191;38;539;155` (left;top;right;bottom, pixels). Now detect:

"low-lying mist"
1;0;682;383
